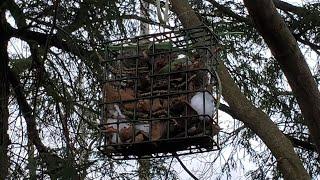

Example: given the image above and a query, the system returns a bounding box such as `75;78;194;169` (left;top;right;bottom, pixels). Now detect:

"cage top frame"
102;25;219;64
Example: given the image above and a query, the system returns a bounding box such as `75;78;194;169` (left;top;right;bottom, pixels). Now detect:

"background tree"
0;0;319;179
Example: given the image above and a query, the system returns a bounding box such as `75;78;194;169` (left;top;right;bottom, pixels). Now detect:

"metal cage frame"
98;26;221;159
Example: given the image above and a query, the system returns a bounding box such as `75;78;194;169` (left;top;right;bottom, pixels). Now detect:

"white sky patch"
5;10;17;28
8;38;31;59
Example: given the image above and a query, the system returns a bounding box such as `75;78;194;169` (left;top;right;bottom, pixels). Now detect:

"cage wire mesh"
98;26;221;159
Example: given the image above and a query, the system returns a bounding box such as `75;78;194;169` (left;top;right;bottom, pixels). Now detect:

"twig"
173;153;199;180
164;156;174;180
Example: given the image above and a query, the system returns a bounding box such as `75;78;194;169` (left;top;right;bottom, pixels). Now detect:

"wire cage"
98;26;221;159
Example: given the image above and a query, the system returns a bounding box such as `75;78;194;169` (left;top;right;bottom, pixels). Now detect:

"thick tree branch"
207;0;320;27
285;135;316;152
0;9;10;180
3;6;98;76
244;0;320;157
273;0;311;15
220;104;317;152
8;69;80;179
294;35;320;55
205;0;319;53
169;0;310;179
218;102;239;120
206;0;252;25
10;27;103;80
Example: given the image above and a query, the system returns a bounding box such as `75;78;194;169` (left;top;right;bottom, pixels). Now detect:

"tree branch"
8;69;80;179
10;27;103;79
206;0;252;25
0;9;10;179
174;154;199;180
205;0;319;53
285;135;316;152
169;0;310;179
220;104;317;152
273;0;310;15
244;0;320;156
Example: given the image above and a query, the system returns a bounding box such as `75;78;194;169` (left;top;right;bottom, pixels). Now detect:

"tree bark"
243;0;320;155
169;0;310;179
0;9;10;180
138;159;151;180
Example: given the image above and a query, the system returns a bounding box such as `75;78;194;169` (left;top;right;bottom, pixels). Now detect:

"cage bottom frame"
98;115;220;159
98;134;219;160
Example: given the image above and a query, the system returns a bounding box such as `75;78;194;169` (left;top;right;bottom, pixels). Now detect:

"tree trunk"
169;0;310;179
27;142;37;179
0;10;10;180
244;0;320;156
138;159;151;180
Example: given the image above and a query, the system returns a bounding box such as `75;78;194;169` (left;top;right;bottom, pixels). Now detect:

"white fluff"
190;91;215;120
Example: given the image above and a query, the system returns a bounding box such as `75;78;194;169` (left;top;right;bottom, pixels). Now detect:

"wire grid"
98;26;220;159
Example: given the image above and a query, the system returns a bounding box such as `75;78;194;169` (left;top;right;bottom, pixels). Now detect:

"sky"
5;0;318;179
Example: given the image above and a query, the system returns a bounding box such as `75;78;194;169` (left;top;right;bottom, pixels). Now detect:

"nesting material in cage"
98;26;221;159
